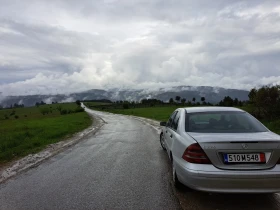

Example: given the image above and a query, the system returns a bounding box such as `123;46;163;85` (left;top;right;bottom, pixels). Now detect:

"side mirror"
160;122;167;126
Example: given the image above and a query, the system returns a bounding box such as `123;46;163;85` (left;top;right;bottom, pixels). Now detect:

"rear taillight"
182;143;211;164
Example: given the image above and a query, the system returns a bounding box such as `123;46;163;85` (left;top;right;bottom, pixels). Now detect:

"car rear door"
165;111;178;152
168;110;181;150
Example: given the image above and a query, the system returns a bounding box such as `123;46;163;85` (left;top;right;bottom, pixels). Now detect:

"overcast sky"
0;0;280;96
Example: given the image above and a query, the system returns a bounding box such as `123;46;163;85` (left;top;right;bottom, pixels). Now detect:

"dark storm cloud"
0;0;280;95
0;18;106;83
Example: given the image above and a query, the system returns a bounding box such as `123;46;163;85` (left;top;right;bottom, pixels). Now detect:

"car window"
185;111;268;133
237;114;254;130
167;111;177;128
171;111;180;131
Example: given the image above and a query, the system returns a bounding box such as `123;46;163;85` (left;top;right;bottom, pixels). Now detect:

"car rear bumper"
174;157;280;193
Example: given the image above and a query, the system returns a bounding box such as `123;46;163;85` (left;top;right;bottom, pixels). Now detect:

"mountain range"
0;86;249;107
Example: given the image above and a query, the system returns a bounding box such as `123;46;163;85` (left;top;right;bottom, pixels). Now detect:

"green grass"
90;105;280;135
0;103;81;120
0;103;92;164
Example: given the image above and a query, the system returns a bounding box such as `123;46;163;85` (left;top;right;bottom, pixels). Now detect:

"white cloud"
0;0;280;96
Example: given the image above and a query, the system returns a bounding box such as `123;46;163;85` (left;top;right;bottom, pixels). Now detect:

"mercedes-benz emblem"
241;143;248;149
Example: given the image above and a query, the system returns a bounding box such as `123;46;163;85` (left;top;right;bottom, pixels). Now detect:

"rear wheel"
171;158;183;188
160;133;166;150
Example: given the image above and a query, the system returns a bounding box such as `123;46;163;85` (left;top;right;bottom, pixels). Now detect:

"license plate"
224;153;266;163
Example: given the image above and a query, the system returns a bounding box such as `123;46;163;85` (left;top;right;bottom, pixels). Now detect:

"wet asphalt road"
0;108;180;210
1;108;280;210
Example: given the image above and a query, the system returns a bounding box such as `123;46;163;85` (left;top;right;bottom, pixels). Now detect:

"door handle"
170;134;173;138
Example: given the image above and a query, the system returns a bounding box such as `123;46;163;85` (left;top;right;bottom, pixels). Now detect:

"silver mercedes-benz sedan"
159;107;280;193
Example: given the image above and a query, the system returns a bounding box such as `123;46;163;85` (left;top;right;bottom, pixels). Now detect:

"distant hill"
0;86;249;107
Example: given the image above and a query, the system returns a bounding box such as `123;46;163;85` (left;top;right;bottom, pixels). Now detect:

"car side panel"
170;110;198;184
170;110;196;159
165;127;173;159
161;126;171;158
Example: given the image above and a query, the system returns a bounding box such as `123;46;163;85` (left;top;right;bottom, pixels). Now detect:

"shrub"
76;100;81;106
123;104;129;109
75;107;84;113
40;108;49;115
10;110;16;116
61;109;68;115
15;115;19;119
57;105;63;113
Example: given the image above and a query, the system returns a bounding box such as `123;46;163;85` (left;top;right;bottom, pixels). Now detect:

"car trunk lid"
188;132;280;170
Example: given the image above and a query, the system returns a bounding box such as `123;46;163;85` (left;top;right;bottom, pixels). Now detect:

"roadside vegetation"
0;102;91;165
84;101;112;107
87;85;280;135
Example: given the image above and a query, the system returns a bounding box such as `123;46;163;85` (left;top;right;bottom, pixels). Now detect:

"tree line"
169;96;206;105
248;85;280;120
92;85;279;118
2;85;279;121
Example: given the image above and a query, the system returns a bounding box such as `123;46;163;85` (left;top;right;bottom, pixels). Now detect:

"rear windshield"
185;111;268;133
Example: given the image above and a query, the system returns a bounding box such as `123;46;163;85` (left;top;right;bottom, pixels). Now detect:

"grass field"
0;103;91;164
90;105;280;135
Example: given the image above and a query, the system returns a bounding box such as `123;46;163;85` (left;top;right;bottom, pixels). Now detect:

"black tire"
160;133;166;150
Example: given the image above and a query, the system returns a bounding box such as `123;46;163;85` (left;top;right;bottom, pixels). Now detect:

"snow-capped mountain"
0;86;249;107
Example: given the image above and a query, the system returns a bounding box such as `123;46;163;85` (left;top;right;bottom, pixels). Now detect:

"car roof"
183;106;244;113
